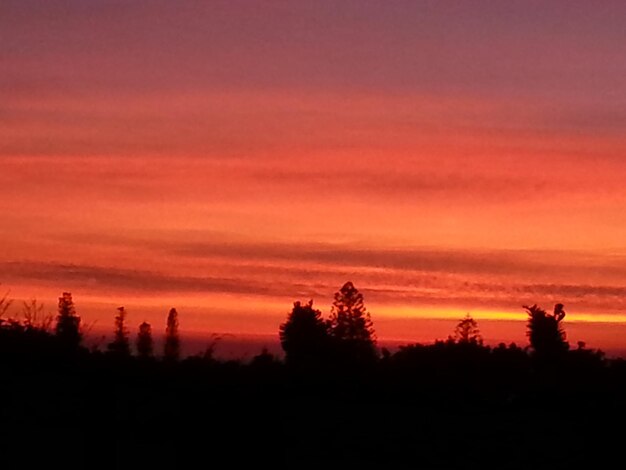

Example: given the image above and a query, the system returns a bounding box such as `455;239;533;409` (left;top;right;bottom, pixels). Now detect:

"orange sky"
2;1;626;353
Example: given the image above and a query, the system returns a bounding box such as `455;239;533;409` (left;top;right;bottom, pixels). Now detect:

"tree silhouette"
0;289;13;321
164;307;180;360
21;298;53;332
328;281;377;362
55;292;81;349
107;306;130;356
524;303;568;358
279;300;330;366
136;321;154;358
453;314;482;345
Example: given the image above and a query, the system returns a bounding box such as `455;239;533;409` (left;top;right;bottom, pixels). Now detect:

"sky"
2;1;626;354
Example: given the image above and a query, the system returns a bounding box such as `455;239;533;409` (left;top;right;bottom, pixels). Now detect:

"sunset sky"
2;1;626;354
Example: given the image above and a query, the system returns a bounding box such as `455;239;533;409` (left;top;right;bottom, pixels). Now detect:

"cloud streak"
4;241;626;315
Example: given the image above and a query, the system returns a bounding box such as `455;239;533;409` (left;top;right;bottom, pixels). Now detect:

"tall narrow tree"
136;321;154;358
108;306;130;356
164;308;180;360
55;292;81;349
328;282;377;362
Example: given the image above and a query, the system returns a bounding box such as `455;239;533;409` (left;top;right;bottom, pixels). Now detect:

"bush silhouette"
0;289;13;321
21;298;53;332
136;321;154;358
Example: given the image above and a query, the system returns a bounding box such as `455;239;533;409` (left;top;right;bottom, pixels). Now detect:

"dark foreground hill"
1;347;625;469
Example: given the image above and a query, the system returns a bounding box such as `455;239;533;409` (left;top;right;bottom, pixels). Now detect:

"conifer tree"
55;292;81;349
328;282;377;362
164;308;180;360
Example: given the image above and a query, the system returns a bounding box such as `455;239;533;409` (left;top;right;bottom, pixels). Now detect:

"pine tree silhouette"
328;281;377;363
55;292;81;350
453;314;482;345
107;306;130;356
164;308;180;360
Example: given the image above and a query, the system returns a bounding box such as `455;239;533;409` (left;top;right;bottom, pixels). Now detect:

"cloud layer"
2;1;626;345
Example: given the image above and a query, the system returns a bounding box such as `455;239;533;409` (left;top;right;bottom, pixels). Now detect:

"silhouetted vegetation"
452;313;483;344
279;300;330;367
107;306;130;356
136;321;154;358
55;292;81;350
525;303;568;359
327;281;378;364
164;307;180;361
22;298;53;332
0;288;13;319
0;287;624;468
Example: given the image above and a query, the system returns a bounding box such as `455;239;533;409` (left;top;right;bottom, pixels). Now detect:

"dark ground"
1;353;625;469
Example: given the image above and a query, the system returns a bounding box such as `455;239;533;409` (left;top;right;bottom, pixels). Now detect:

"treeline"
1;282;625;468
0;291;183;361
0;281;609;370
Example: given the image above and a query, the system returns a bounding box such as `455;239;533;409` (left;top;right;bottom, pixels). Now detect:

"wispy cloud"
4;240;626;315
